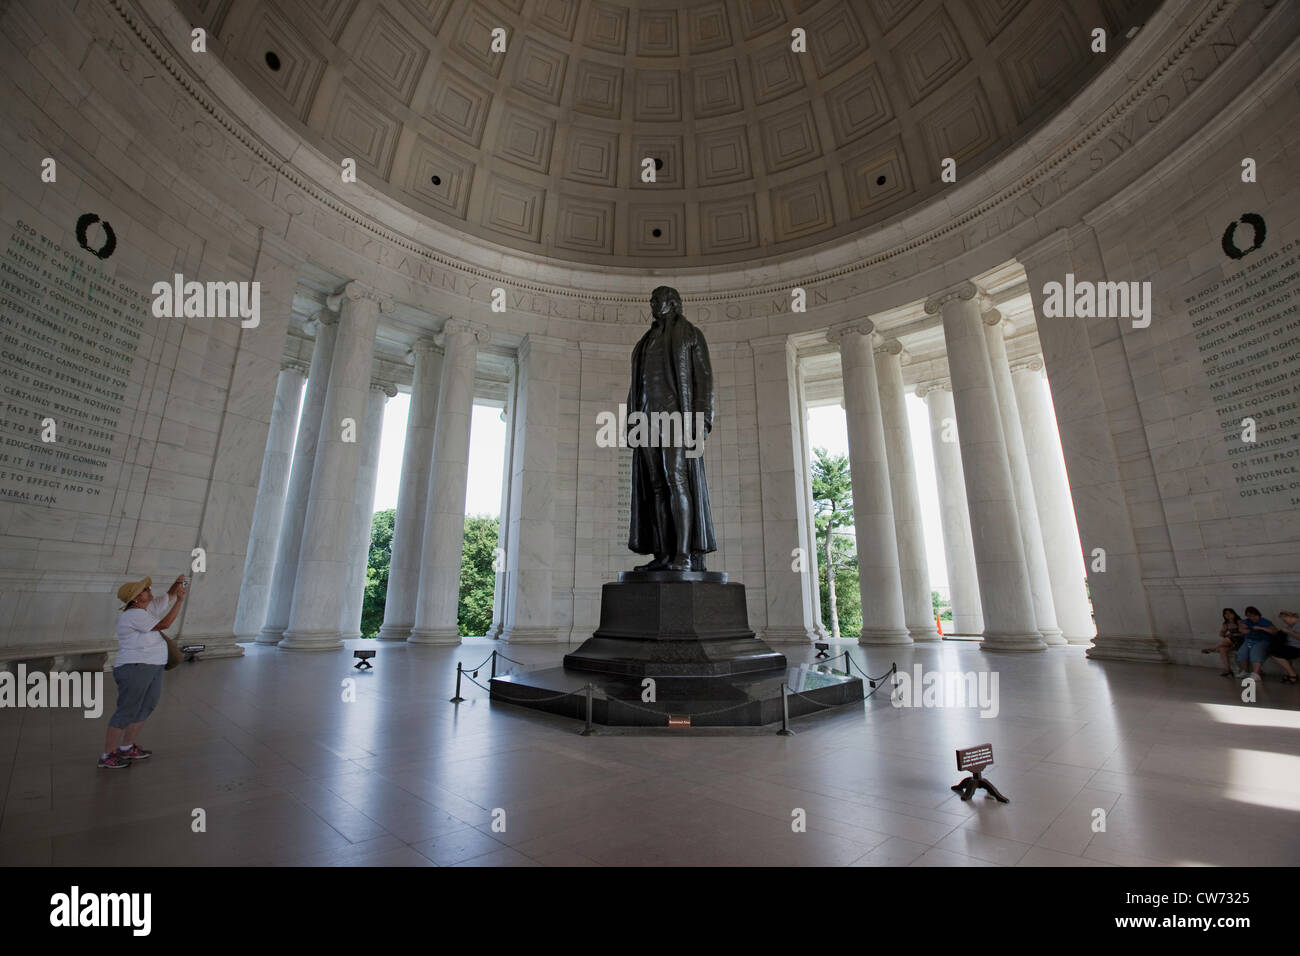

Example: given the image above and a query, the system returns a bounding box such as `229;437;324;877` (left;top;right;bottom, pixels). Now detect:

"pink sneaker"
97;752;132;769
120;744;152;760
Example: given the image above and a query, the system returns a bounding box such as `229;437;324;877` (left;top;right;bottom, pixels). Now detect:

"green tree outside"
810;448;860;639
457;514;500;637
358;510;500;638
359;508;395;638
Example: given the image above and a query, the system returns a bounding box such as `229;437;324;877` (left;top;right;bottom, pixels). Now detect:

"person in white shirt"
99;574;187;769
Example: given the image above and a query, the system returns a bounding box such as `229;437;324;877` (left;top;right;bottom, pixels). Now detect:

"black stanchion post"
450;662;465;703
580;683;595;736
490;650;497;680
777;683;794;736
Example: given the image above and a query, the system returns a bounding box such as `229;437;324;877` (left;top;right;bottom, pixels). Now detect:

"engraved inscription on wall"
0;221;146;515
1189;237;1300;514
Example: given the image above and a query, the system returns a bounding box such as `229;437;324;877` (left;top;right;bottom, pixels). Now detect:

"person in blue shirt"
1237;606;1281;681
1269;610;1299;684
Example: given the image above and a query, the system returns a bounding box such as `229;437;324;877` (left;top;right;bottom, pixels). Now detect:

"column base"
858;627;912;645
1063;633;1097;646
1038;625;1068;646
408;627;461;645
501;625;562;643
254;627;285;645
980;631;1047;652
278;630;345;651
1086;635;1172;663
907;625;941;642
759;626;816;645
375;624;412;642
173;633;246;659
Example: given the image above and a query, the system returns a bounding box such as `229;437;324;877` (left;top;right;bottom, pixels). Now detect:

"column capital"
923;281;979;315
981;305;1005;327
1010;355;1045;374
749;332;796;354
280;357;310;375
825;318;874;344
1017;227;1073;274
302;308;337;336
914;379;952;398
327;281;396;313
437;317;490;346
873;337;905;358
370;380;399;398
406;338;442;364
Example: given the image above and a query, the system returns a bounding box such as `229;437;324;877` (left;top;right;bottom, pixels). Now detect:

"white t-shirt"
115;594;172;666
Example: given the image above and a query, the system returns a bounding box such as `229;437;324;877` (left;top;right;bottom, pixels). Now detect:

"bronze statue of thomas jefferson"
627;286;717;572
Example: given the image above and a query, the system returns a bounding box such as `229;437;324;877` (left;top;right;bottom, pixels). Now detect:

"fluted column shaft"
410;320;488;644
341;381;395;639
281;284;388;650
875;342;938;641
983;312;1064;645
377;341;444;641
927;284;1044;651
1020;230;1162;661
746;336;817;644
828;321;910;645
1012;363;1096;644
258;311;336;644
921;384;984;636
501;335;569;643
234;364;306;641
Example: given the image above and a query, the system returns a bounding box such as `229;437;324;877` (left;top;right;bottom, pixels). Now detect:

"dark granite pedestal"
489;571;864;729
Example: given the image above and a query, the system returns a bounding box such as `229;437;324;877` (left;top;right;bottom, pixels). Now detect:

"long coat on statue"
626;313;718;556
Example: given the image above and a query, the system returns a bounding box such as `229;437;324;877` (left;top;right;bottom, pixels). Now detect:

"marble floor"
2;637;1298;867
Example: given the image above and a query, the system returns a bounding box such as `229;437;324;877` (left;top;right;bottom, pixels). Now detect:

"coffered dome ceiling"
186;0;1159;267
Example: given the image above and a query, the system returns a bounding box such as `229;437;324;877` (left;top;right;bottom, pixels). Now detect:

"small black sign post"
952;743;1009;803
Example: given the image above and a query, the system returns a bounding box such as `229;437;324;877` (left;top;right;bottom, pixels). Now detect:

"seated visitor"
1269;610;1300;685
1236;606;1279;681
1201;607;1246;677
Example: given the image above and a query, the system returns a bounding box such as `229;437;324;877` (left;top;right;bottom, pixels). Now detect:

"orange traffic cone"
936;614;943;636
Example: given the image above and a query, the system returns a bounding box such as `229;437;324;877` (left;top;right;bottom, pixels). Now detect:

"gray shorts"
109;663;165;728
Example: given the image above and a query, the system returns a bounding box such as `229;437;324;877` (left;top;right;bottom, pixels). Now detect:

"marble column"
982;310;1064;645
341;380;397;640
410;318;490;645
749;335;817;644
1012;360;1096;644
377;340;443;642
795;361;830;641
175;231;304;657
233;361;306;642
925;283;1044;651
487;381;515;640
501;335;568;643
918;383;984;636
257;309;337;645
875;340;939;641
827;320;910;645
281;282;391;650
1020;227;1162;661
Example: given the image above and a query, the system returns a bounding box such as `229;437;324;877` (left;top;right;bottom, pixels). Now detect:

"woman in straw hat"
99;574;187;769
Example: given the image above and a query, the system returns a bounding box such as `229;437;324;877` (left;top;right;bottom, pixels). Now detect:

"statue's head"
650;286;682;323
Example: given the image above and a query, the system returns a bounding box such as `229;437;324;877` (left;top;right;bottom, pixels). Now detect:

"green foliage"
810;448;860;637
458;515;500;637
359;510;500;639
818;533;861;637
360;509;395;638
932;589;953;624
